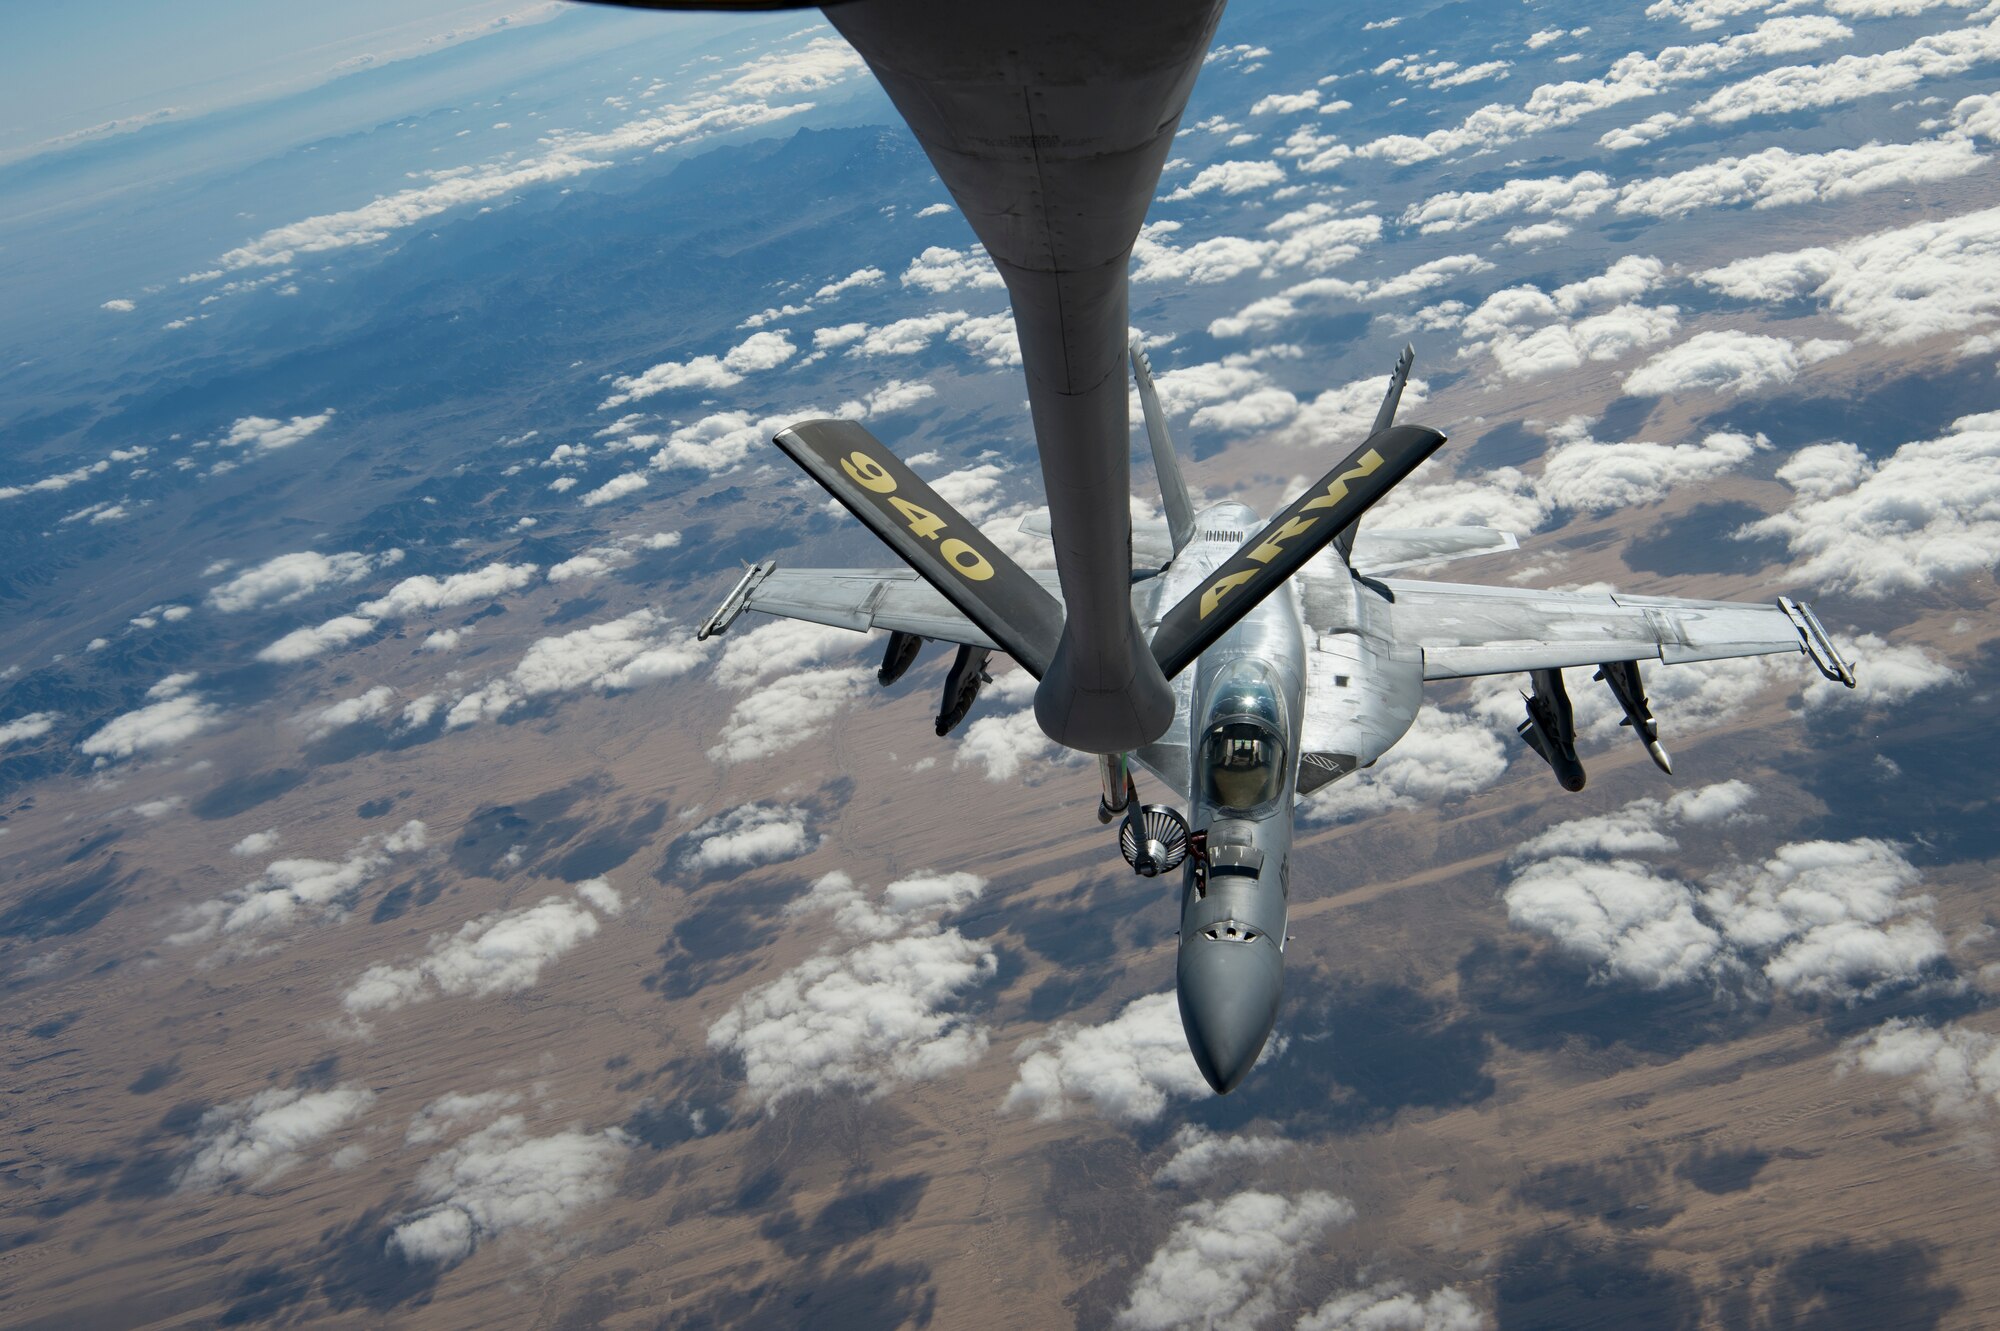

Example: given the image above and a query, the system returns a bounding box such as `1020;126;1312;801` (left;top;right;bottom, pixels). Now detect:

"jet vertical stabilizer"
1333;343;1416;566
1131;336;1196;557
774;419;1064;678
1150;423;1447;680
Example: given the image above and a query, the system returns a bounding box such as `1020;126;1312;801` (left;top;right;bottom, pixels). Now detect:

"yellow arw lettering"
1248;515;1317;564
1199;569;1259;619
1298;449;1384;513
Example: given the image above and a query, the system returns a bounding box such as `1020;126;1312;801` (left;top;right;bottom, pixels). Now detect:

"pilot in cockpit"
1200;662;1288;813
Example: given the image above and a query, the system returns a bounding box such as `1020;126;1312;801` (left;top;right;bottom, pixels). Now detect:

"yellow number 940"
838;449;995;582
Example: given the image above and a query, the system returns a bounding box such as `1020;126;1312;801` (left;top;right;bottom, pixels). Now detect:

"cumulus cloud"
1209;255;1493;337
1624;329;1847;397
387;1115;629;1264
1800;634;1958;711
837;377;938;417
1689;17;2000;126
0;712;57;746
1116;1189;1354;1331
1400;171;1616;233
579;472;649;507
405;1090;522;1146
1004;991;1212;1122
1153;1126;1293;1188
1298;1283;1487;1331
1695;204;2000;346
814;266;884;300
1507;855;1725;988
901;245;1003;293
258;562;540;664
711;618;869;691
955;708;1071;782
1252;89;1321;115
947;311;1022;366
1538;420;1767;507
230;829;280;857
1484;303;1683;381
102;298;136;312
373;564;530;614
707;870;996;1107
342;880;621;1017
200;39;861;280
212;411;336;452
601;331;796;409
1341;16;1849;167
1840;1018;2000;1121
1506;791;1949;1001
1165;159;1286;200
298;685;397;740
446;609;702;727
854;310;969;357
177;1085;375;1191
1132;224;1276;286
708;667;873;764
687;802;818;870
648;408;812;473
80;688;221;762
1303;707;1508;822
257;615;379;663
207;548;402;612
168;821;428;946
1618;135;1985;219
1743;411;2000;596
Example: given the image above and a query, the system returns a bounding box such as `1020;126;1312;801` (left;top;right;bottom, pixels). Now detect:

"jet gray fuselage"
1137;500;1421;1092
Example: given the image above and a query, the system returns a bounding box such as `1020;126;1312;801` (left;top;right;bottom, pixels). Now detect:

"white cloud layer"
1695;204;2000;346
169;821;429;947
1744;412;2000;596
200;38;862;279
388;1115;629;1263
1298;1283;1488;1331
446;609;702;727
342;879;620;1017
177;1085;375;1191
1116;1189;1354;1331
601;331;797;409
1004;991;1212;1122
208;549;403;612
1153;1125;1293;1188
707;870;995;1107
1303;707;1508;822
1624;330;1848;398
1841;1018;2000;1121
688;802;818;870
1505;790;1949;1001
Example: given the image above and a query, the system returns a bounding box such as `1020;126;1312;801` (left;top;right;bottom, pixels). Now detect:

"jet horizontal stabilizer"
1150;423;1446;680
774;419;1065;678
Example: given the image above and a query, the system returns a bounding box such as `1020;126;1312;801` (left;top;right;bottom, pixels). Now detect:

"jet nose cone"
1177;934;1283;1094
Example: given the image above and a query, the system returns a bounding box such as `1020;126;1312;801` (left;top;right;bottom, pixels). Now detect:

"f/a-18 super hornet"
697;339;1858;1093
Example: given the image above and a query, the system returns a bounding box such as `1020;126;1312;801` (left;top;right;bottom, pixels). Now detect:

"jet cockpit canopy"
1199;660;1289;813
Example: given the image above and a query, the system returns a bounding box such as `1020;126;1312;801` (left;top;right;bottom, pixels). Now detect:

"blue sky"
0;0;587;162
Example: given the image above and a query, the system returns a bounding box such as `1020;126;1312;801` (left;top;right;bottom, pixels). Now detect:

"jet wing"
699;563;1069;656
1383;579;1850;682
1349;527;1518;576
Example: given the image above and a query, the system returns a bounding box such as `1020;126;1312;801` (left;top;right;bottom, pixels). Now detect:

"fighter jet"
696;339;1858;1093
